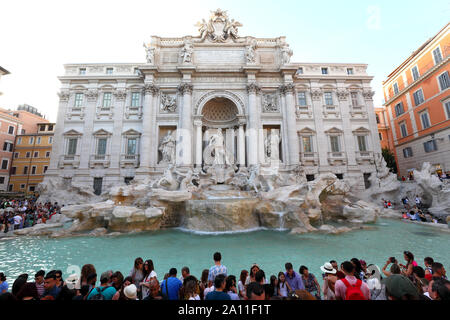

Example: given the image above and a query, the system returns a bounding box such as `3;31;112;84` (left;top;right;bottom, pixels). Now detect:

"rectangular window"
2;142;12;151
26;152;30;158
297;67;303;75
330;136;340;152
403;147;413;158
93;177;103;196
347;68;354;75
393;83;399;95
48;125;54;131
102;92;112;108
31;166;36;175
298;92;307;106
36;137;41;144
49;137;53;144
106;68;113;74
34;151;39;158
14;152;18;159
395;102;405;117
420;111;431;129
97;138;107;155
445;101;450;119
17;137;22;145
39;125;46;131
43;166;48;173
376;114;380;124
8;126;14;135
413;89;424;106
324;92;333;105
79;68;86;75
74;93;84;107
424;140;438;153
302;136;312;153
411;66;420;81
321;68;328;75
11;167;16;175
46;151;51;158
0;177;4;184
357;135;367;152
1;160;8;170
351;92;358;107
29;137;34;144
433;47;443;65
131;92;141;107
379;133;383;140
438;71;449;91
127;138;137;155
20;184;25;189
68;138;77;155
8;185;12;191
29;186;36;192
400;122;408;138
23;166;28;174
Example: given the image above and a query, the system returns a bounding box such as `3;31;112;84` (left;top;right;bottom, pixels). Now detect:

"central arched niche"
201;97;239;127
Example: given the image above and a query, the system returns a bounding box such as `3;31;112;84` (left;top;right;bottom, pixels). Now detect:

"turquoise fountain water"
0;219;449;289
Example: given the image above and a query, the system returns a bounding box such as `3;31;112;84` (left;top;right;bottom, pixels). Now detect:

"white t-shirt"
189;295;200;300
203;285;215;297
278;282;288;297
141;271;158;298
238;281;245;296
228;291;240;300
14;215;22;225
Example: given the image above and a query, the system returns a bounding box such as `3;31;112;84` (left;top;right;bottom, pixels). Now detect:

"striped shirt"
35;282;45;298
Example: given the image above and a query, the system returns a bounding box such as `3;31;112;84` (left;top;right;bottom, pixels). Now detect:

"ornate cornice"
144;84;160;95
246;83;261;94
310;89;323;101
58;91;70;102
178;83;194;95
279;83;295;95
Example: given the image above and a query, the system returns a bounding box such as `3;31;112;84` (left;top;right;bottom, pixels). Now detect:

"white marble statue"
143;43;155;64
159;131;176;164
270;129;280;161
154;165;179;191
180;41;194;63
209;129;226;165
247;164;262;193
246;41;256;64
281;44;293;64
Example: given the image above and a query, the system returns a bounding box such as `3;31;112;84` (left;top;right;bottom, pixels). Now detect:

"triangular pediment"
352;126;370;134
122;129;141;136
63;129;83;136
93;129;112;136
299;127;316;134
325;127;343;134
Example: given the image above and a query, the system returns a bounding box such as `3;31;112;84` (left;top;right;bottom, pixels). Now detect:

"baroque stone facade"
45;9;381;194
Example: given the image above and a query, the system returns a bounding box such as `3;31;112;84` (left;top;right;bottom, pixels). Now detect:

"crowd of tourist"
0;198;62;233
0;251;448;301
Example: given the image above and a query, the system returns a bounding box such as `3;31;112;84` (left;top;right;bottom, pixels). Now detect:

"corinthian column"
246;83;260;166
139;84;159;170
281;84;300;166
177;83;194;167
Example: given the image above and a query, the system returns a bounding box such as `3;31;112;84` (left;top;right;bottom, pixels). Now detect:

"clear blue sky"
0;0;449;120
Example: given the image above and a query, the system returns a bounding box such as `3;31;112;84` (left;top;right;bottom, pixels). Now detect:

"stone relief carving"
113;90;127;101
362;90;375;100
160;94;177;113
180;41;194;64
262;94;279;112
195;9;242;43
158;131;176;164
85;90;99;101
143;43;155;64
310;89;323;101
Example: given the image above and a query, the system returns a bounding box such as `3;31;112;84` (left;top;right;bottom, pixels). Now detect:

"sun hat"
382;274;419;299
320;262;337;274
65;273;80;290
124;284;138;300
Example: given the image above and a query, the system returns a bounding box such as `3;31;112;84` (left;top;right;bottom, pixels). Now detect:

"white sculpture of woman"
209;129;225;165
143;43;155;64
246;42;256;64
159;131;176;164
180;42;193;63
281;44;293;65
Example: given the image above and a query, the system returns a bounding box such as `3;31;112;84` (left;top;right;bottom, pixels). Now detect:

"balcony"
89;154;111;168
300;152;319;166
355;151;375;164
296;105;313;119
327;152;347;165
66;106;85;120
350;105;368;119
322;105;340;119
120;154;140;168
58;155;80;169
96;106;114;119
125;105;143;119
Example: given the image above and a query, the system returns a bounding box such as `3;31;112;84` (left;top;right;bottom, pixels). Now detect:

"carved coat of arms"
195;9;243;43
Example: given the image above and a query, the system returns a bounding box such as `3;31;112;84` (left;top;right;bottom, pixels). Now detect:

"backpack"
341;278;366;300
89;286;108;300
